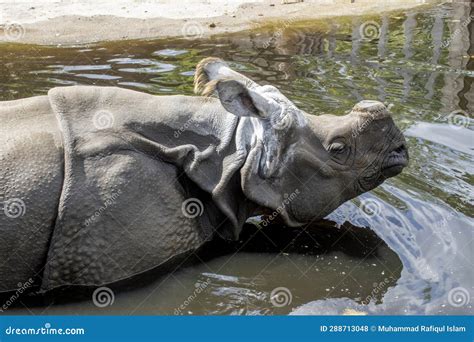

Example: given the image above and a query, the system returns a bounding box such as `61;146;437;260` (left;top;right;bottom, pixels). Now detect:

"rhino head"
195;58;409;227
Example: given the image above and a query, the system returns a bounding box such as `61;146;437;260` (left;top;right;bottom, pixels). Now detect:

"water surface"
0;2;472;315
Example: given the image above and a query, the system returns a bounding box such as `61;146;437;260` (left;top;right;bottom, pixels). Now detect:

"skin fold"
0;58;408;293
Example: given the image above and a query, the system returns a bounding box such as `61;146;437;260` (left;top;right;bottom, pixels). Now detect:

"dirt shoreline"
0;0;440;46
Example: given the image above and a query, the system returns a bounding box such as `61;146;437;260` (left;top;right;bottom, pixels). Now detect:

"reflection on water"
8;223;401;315
0;2;472;315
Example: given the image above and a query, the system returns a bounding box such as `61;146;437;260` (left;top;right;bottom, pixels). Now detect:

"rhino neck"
48;86;262;243
123;94;263;239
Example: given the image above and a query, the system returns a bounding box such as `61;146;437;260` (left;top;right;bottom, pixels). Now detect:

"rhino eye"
328;140;350;164
329;142;346;153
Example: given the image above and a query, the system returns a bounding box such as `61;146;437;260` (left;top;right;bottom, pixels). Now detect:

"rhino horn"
350;100;391;121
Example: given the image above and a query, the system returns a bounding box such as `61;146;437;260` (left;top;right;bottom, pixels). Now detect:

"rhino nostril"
393;144;406;154
383;142;408;174
382;143;408;178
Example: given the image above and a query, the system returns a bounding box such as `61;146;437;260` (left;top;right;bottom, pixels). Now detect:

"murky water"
1;2;472;315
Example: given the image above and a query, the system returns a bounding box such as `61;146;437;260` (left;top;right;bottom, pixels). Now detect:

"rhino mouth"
382;143;408;178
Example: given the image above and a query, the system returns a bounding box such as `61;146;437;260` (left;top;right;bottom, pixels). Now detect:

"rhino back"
40;87;224;290
0;96;64;293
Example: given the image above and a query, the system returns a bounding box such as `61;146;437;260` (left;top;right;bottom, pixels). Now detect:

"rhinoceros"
0;57;408;294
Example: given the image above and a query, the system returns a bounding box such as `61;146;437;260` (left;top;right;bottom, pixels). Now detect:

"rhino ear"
194;57;281;119
194;57;257;93
214;79;280;118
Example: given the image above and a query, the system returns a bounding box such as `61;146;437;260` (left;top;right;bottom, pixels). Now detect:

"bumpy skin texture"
0;96;64;292
42;86;255;291
1;86;256;292
0;58;408;293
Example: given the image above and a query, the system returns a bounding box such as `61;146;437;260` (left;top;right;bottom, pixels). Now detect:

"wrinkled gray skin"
0;58;408;293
